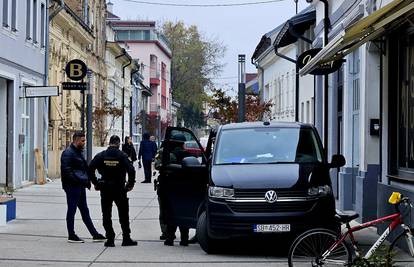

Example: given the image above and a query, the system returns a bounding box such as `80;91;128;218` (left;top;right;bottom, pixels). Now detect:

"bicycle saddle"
335;209;359;223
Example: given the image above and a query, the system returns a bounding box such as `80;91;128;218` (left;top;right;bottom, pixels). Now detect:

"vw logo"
265;190;277;203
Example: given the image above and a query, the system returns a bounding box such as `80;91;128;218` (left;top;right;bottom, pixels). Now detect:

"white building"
252;7;315;124
0;0;48;188
299;0;414;242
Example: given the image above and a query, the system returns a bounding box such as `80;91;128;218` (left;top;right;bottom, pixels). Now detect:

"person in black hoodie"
60;131;105;243
88;135;137;247
122;136;137;164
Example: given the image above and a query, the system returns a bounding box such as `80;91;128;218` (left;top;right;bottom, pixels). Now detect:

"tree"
93;100;123;146
208;88;273;124
161;21;225;128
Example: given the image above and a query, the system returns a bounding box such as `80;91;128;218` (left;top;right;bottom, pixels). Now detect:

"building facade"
252;7;315;124
0;0;48;188
298;0;414;251
48;0;107;178
108;10;173;143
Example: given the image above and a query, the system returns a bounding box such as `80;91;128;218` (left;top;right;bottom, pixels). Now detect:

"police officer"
88;135;137;247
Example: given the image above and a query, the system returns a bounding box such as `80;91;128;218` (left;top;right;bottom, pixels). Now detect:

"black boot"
122;236;138;246
164;239;174;246
104;239;115;247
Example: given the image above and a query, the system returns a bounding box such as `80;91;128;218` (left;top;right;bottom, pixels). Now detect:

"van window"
214;128;323;165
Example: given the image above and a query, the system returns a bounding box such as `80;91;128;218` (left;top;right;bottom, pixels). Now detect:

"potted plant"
0;187;16;224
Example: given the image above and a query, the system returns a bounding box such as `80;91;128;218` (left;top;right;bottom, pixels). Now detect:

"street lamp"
238;54;246;123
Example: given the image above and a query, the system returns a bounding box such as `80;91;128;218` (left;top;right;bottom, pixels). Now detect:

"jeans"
64;186;98;237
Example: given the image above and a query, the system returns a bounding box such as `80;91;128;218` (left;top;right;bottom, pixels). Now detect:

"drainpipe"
321;0;330;153
251;58;266;109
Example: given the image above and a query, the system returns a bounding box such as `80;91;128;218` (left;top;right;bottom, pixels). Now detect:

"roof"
251;24;283;60
246;73;257;83
107;11;120;20
274;6;316;48
220;121;313;130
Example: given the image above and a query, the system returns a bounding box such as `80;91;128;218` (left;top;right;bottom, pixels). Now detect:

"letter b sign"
65;59;87;81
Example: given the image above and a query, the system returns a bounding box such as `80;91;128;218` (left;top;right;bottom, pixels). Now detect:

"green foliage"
352;245;395;267
207;88;272;124
0;186;14;198
161;21;225;128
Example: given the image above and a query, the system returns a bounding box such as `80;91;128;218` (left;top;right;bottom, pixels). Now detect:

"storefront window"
397;34;414;175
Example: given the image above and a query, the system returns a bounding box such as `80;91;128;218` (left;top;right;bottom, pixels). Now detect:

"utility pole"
238;54;246;122
86;70;93;163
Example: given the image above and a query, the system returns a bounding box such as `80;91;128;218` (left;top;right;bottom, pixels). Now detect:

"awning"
300;0;414;75
274;7;316;49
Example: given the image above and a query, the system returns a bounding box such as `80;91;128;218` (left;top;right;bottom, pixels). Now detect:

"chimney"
107;1;114;13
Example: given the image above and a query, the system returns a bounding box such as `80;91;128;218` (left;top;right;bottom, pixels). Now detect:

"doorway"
0;78;7;186
20;96;34;183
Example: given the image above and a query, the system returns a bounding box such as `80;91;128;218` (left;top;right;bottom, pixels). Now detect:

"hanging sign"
24;86;59;98
298;48;344;75
65;59;87;81
62;82;87;91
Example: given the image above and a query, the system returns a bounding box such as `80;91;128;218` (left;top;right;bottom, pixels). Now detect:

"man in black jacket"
138;133;158;183
61;131;105;243
88;135;137;247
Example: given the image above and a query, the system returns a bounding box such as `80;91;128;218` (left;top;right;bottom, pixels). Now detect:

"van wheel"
196;211;218;254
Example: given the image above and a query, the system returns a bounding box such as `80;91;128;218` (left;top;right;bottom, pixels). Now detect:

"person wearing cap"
88;135;137;247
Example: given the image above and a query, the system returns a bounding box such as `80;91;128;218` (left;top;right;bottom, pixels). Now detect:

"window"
214;128;323;165
40;3;45;47
306;101;310;123
116;31;129;41
32;0;37;43
3;0;8;27
301;102;304;122
11;0;16;31
26;0;31;40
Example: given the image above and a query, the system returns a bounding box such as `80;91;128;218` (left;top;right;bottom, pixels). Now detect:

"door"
0;78;7;186
21;97;34;183
158;127;208;228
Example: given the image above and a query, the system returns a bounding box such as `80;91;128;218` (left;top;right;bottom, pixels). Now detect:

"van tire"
196;211;217;254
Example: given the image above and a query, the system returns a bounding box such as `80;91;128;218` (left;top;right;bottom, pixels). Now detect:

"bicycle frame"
321;211;414;263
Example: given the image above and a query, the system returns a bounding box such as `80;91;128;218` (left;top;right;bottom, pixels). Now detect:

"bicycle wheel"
288;228;352;267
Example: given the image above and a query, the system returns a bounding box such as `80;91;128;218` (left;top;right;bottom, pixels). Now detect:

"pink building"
107;6;172;139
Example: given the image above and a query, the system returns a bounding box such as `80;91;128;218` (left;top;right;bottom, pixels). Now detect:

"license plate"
253;224;291;233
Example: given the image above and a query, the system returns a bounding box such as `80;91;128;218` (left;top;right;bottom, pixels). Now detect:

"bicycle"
288;192;414;266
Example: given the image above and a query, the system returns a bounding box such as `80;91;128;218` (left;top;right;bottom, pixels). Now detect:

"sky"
110;0;308;95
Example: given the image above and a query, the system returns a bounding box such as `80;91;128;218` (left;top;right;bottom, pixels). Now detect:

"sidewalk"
0;167;412;266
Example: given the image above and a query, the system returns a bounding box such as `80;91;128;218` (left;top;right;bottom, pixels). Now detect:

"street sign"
298;48;344;75
65;59;87;81
62;82;87;91
24;86;59;98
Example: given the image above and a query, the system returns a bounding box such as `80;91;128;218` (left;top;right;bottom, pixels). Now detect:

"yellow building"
48;0;107;178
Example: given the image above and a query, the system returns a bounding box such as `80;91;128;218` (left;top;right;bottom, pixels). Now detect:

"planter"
0;197;16;224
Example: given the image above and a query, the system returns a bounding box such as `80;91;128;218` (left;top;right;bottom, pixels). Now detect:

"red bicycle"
288;192;414;266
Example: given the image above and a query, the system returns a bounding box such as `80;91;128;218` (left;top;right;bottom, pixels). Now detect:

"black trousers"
143;160;152;182
166;224;189;241
64;186;98;237
100;188;131;240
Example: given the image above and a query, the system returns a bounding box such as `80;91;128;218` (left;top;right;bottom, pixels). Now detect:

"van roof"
220;121;314;130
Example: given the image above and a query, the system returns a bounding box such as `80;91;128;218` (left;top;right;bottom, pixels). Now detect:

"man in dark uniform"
88;135;137;247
